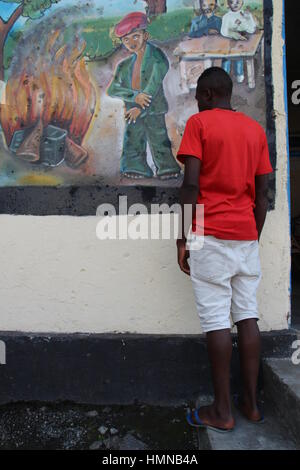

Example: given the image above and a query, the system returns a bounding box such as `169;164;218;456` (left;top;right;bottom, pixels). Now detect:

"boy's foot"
237;74;245;83
187;404;235;432
233;395;264;423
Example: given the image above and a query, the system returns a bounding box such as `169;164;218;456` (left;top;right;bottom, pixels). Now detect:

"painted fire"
0;31;97;169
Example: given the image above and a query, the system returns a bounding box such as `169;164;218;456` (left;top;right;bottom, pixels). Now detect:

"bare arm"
254;174;269;241
177;156;201;275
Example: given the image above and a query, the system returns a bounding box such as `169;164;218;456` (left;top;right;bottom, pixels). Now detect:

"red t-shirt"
177;109;273;240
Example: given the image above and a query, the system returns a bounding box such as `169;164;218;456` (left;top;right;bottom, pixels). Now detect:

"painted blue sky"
0;0;263;29
0;0;263;21
0;0;188;34
0;0;188;23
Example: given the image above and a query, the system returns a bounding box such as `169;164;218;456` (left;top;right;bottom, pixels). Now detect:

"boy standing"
107;12;181;180
221;0;257;83
177;67;272;432
189;0;222;38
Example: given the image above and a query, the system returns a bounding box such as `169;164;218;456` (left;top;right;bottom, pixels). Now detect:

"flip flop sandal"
233;394;265;424
186;408;235;434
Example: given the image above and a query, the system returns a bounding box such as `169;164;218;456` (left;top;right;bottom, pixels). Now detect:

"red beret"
115;12;148;38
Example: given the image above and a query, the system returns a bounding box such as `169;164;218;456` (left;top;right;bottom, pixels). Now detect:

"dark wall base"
0;186;179;216
0;331;297;406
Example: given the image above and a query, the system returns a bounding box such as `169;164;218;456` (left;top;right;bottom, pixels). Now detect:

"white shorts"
189;235;262;333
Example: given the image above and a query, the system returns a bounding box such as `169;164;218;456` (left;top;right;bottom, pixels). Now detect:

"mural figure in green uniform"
107;12;181;180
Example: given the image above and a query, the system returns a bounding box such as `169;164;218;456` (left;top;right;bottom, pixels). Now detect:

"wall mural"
0;0;265;188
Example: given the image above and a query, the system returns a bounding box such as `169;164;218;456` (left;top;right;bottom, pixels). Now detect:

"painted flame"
0;31;96;147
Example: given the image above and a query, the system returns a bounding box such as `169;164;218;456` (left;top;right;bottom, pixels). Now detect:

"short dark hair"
196;67;233;99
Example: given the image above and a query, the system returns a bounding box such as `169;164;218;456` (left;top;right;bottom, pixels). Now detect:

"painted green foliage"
2;0;61;19
0;0;61;79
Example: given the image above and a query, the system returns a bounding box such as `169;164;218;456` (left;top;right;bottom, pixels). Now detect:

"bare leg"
191;329;235;429
236;318;262;421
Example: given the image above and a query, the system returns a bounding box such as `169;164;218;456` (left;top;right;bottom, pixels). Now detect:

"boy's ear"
203;88;213;100
196;87;213;102
144;31;150;40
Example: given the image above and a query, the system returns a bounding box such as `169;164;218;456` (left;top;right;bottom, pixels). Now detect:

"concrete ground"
1;393;298;450
0;354;299;450
0;402;200;450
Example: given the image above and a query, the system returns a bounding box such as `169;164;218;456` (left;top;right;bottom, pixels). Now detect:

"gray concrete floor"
0;403;200;450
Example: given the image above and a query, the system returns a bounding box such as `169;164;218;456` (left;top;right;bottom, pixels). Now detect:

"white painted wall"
0;1;290;334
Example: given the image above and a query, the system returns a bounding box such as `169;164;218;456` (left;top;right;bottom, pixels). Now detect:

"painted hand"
135;93;152;110
125;107;142;124
177;239;190;276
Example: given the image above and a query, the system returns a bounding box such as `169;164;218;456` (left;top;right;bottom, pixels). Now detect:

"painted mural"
0;0;265;187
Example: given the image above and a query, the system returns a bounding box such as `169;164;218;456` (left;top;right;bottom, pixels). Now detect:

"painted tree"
0;0;61;80
143;0;167;16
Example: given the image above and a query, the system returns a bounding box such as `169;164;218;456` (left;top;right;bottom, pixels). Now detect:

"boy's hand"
177;238;190;276
125;107;142;124
135;93;152;109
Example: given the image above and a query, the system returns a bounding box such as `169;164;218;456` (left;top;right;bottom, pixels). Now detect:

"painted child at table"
221;0;257;83
189;0;222;38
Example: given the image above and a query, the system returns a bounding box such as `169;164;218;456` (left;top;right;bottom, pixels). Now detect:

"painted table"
174;31;264;93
